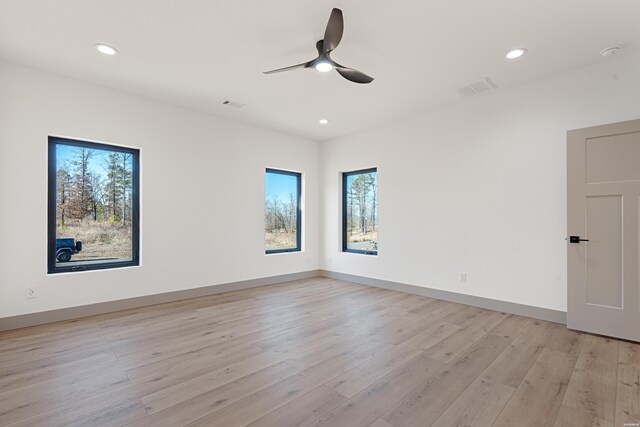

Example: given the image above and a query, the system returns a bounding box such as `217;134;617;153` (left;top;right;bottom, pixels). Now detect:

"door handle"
569;235;589;243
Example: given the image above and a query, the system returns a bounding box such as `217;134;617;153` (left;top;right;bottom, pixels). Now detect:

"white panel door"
567;119;640;342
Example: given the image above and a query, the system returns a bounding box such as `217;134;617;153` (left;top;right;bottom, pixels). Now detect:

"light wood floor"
0;278;638;426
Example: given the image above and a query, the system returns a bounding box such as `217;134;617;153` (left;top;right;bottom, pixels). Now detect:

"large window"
265;168;301;253
48;137;140;273
343;168;378;255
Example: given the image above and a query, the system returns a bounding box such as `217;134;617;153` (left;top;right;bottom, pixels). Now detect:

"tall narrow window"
265;168;301;253
48;137;140;273
343;168;378;255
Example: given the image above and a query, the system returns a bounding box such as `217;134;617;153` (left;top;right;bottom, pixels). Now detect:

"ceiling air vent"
455;77;497;98
222;100;245;108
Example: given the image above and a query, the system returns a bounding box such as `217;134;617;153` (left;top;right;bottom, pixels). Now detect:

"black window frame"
48;136;140;274
265;168;302;254
342;167;378;256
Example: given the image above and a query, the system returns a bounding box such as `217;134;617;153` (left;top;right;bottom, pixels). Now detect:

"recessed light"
95;43;118;56
319;119;329;125
315;62;333;72
506;48;527;59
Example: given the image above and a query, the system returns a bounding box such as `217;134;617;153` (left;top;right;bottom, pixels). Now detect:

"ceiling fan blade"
323;8;344;53
335;66;374;84
263;61;313;74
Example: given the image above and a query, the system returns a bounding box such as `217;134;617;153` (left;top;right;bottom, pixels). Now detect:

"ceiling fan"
263;8;374;84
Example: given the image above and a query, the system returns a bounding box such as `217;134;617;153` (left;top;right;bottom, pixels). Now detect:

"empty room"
1;1;639;426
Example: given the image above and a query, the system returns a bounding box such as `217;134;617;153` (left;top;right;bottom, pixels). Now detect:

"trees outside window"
265;169;301;253
343;168;377;255
48;137;139;273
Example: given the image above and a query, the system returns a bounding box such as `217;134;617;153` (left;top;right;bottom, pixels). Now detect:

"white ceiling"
1;0;639;141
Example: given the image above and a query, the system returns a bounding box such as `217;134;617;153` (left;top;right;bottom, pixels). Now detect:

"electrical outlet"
26;287;37;299
459;272;467;283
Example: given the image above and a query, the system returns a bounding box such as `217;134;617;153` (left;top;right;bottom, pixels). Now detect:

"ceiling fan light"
95;43;118;56
315;62;333;72
506;48;527;59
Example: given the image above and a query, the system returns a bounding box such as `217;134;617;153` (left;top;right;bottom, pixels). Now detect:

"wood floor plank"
326;344;424;398
492;348;577;427
369;419;394;427
614;341;640;426
430;376;515;427
386;293;436;312
6;385;146;427
512;318;556;347
0;350;117;393
284;336;389;371
124;340;264;383
263;324;364;360
255;303;391;353
112;290;360;358
190;287;360;326
481;335;543;389
186;338;393;427
341;305;422;338
118;298;344;371
406;298;454;317
422;325;489;363
0;323;103;355
314;353;445;427
199;305;318;337
0;366;131;425
560;335;619;423
0;278;634;427
462;309;509;335
110;324;237;361
0;319;101;347
490;314;537;340
140;350;289;414
398;321;460;351
0;335;114;373
381;333;510;427
546;323;584;357
127;362;300;427
439;304;485;326
554;404;614;427
247;385;346;427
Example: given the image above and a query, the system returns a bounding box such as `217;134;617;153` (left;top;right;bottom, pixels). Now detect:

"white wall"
321;51;640;312
0;60;320;318
2;51;639;320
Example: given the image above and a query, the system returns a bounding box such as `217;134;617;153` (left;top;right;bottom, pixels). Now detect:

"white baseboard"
0;268;566;332
0;270;321;332
320;270;567;324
